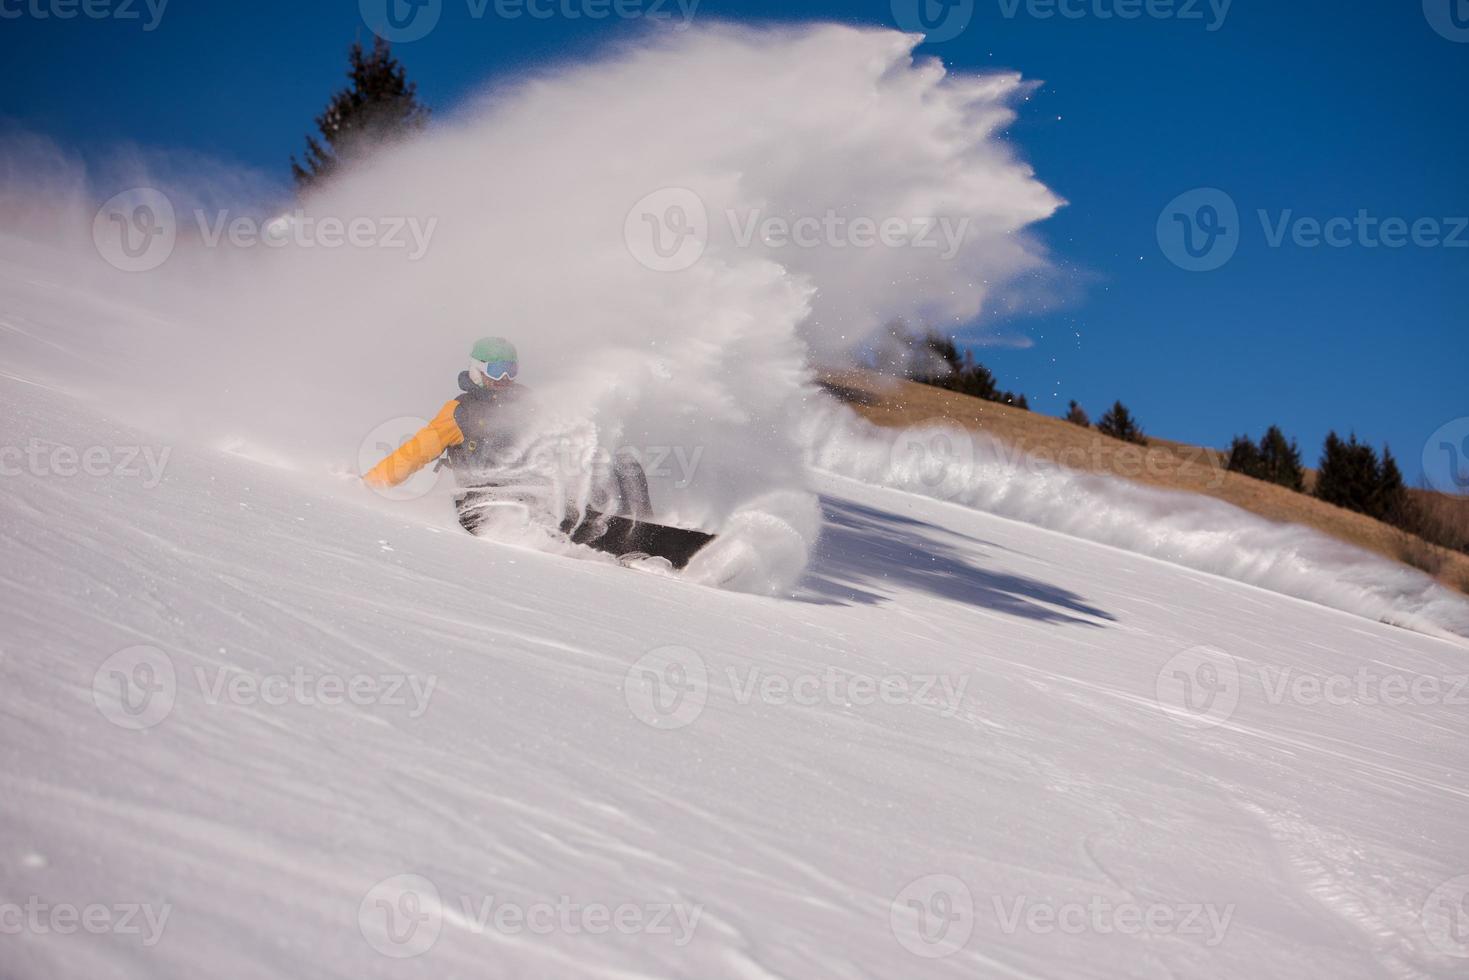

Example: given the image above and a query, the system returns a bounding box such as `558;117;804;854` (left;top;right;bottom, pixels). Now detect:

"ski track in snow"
3;373;1469;979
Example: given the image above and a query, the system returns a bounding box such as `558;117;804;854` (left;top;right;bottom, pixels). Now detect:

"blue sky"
5;0;1466;484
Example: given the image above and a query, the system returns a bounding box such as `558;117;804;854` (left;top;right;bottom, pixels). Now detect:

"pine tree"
1315;432;1385;516
1227;435;1264;478
1374;445;1407;523
1343;438;1383;513
1226;425;1305;491
1097;401;1146;445
1315;432;1353;509
994;390;1027;410
1064;400;1090;428
1257;425;1306;492
292;37;430;190
954;363;999;401
901;329;1027;408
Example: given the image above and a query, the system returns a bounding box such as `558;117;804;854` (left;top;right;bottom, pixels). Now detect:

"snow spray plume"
0;24;1061;594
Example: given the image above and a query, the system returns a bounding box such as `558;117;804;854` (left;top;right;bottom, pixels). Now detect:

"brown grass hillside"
822;371;1469;595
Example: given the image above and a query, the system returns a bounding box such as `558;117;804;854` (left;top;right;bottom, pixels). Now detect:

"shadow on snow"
798;497;1116;627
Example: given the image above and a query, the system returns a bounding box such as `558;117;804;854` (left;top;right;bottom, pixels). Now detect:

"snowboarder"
363;338;701;562
363;336;532;496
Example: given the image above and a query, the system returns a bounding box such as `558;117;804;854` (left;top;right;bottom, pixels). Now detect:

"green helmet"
470;336;518;363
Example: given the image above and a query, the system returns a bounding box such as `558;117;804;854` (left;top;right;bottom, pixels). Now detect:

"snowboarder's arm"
363;400;463;488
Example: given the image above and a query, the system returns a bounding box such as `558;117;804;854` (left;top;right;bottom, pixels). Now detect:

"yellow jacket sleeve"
364;400;464;488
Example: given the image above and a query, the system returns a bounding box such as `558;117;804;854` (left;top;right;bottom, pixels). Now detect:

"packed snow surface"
4;370;1468;979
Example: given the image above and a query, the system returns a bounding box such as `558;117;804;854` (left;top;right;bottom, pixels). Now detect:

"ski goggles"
471;357;519;382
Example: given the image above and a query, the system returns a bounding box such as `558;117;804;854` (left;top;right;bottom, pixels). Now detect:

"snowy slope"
4;371;1469;980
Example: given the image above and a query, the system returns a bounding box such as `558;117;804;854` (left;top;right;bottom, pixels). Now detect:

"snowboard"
566;510;716;570
456;489;715;570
